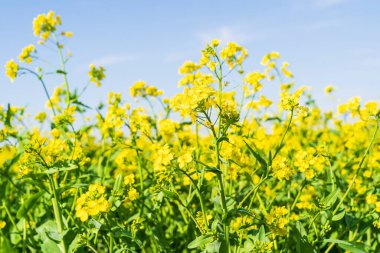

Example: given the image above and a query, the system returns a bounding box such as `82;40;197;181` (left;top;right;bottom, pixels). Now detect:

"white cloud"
195;26;258;45
304;19;341;29
359;56;380;68
312;0;348;8
164;51;191;63
90;55;134;67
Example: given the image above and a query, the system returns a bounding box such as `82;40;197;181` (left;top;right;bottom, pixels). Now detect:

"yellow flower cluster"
97;92;130;137
271;156;295;181
2;12;380;251
261;51;280;66
130;80;163;98
279;86;306;111
293;148;327;179
177;149;193;168
76;184;111;222
33;11;61;42
18;45;35;64
178;61;201;74
88;64;106;87
220;42;248;69
4;59;18;82
170;84;216;123
154;144;174;173
244;71;265;93
265;206;289;236
280;62;293;78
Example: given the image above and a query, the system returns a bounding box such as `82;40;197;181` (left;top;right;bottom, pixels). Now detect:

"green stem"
53;33;71;106
48;175;67;253
19;67;57;116
2;203;17;229
171;183;204;233
273;109;294;161
23;218;27;253
290;179;307;211
215;66;230;251
332;121;379;216
178;168;209;228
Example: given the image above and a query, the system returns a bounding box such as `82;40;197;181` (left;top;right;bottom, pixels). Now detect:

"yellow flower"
61;31;73;37
76;209;89;222
177;150;193;168
261;51;280;66
211;39;220;47
0;220;6;229
324;85;335;94
124;174;135;185
19;45;35;64
34;112;47;123
154;144;174;170
297;106;309;117
5;59;18;82
279;86;306;111
130;80;163;98
220;42;248;68
271;156;295;181
244;72;265;92
178;61;201;74
376;202;380;213
128;187;139;201
33;11;62;42
75;184;111;222
89;183;106;194
266;206;289;236
88;64;106;87
258;95;273;108
281;62;293;78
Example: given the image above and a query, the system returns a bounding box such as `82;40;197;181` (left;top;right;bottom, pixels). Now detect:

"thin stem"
19;67;57;116
215;59;230;251
48;175;67;253
53;33;71;106
273;109;294;161
332;121;379;216
177;168;209;228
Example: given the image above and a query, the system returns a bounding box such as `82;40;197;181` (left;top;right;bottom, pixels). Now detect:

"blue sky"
1;0;380;114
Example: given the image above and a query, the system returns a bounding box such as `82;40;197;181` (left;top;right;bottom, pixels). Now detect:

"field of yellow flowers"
1;11;380;253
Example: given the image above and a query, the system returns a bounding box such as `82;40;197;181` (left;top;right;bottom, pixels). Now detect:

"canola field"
1;11;380;253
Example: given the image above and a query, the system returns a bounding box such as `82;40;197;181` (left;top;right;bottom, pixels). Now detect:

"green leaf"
265;117;281;122
294;223;316;253
5;103;12;127
68;234;85;253
56;69;67;75
113;174;124;193
162;190;179;201
197;166;222;176
332;209;345;221
43;165;77;174
295;221;307;237
41;238;60;253
205;240;221;253
324;239;367;253
257;225;265;242
217;136;229;144
244;140;267;169
188;234;214;249
0;237;17;253
16;192;44;219
236;208;255;218
321;189;340;209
